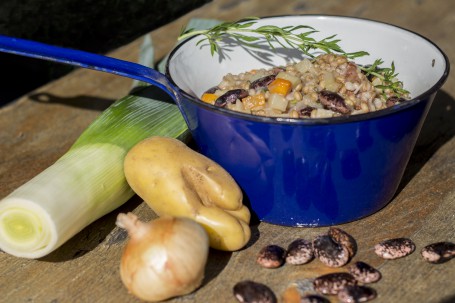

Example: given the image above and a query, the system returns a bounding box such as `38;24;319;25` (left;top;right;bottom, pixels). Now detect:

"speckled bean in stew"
201;54;409;119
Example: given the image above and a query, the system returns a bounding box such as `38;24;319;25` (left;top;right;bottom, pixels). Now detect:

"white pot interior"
168;16;447;101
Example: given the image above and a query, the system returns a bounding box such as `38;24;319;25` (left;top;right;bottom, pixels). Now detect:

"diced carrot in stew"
267;78;292;96
200;93;218;104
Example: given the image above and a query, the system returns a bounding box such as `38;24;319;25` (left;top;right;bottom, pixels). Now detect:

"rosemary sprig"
178;18;408;98
178;18;368;59
360;59;409;98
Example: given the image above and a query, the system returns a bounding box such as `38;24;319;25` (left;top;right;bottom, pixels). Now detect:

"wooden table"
1;1;454;302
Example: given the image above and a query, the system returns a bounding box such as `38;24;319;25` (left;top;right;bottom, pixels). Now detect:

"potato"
124;136;251;251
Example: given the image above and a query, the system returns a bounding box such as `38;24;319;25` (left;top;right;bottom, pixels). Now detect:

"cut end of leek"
0;199;56;258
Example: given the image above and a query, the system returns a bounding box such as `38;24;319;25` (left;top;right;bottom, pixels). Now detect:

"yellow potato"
124;136;251;251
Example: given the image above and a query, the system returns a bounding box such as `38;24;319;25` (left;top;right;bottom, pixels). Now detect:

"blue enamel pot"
166;15;449;226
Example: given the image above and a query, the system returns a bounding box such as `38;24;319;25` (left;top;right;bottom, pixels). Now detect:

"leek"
0;86;189;258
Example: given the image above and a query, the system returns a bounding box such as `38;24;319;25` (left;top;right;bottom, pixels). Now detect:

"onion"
116;213;209;302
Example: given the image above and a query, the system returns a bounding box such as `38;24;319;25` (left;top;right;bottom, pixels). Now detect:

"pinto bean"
348;261;382;283
337;285;377;303
318;90;351;114
257;245;286;269
285;238;314;265
328;227;357;258
300;294;331;303
386;96;406;107
234;280;277;303
421;242;455;264
215;89;249;107
313;235;350;267
374;238;416;259
299;106;315;118
204;86;219;94
313;273;357;295
250;75;276;90
345;62;361;82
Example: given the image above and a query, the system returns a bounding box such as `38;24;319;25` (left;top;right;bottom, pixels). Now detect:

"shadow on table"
202;222;260;286
440;293;455;303
397;89;455;193
28;92;116;111
27;85;176;111
39;195;144;262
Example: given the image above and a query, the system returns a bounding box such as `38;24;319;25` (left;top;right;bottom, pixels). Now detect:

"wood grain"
1;1;454;302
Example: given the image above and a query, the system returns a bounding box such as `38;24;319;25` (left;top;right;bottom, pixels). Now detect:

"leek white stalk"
0;88;189;259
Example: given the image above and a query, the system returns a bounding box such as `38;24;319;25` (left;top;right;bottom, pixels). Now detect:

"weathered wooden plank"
1;1;454;302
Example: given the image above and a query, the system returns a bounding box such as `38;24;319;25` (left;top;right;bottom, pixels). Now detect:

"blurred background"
0;0;211;106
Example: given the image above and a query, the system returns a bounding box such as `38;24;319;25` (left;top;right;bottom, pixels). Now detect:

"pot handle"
0;35;181;104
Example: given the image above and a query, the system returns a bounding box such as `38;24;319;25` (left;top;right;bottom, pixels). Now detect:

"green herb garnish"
360;59;409;98
178;18;409;98
178;18;368;59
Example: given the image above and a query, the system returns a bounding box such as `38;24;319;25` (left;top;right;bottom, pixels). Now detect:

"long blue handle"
0;35;178;101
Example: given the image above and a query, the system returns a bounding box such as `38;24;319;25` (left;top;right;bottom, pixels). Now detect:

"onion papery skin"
118;214;209;302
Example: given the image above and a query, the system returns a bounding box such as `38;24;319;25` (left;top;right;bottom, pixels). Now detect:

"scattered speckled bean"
421;242;455;264
348;261;382;284
313;273;357;295
257;245;286;268
285;239;314;265
233;280;277;303
337;285;377;303
250;231;434;302
313;235;350;267
328;227;357;258
374;238;415;259
300;294;331;303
